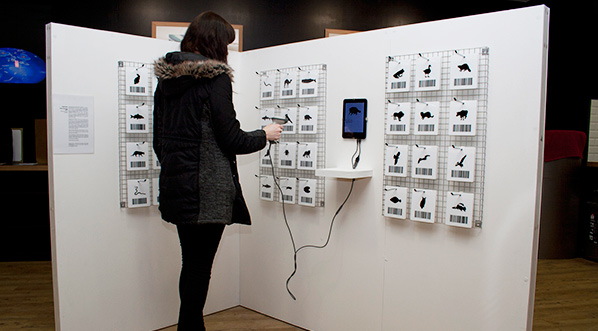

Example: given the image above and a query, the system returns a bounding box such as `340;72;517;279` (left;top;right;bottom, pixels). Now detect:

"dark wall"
0;0;596;158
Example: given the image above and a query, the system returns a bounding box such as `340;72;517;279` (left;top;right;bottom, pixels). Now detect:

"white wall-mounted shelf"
315;167;373;179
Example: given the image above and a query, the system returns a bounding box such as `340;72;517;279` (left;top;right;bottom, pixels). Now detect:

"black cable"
266;139;359;300
266;142;298;299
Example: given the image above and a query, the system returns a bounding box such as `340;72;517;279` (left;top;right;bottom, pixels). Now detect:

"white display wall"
237;6;548;331
46;24;242;331
46;5;549;331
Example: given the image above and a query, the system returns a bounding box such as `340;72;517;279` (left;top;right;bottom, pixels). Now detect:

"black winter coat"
153;52;266;225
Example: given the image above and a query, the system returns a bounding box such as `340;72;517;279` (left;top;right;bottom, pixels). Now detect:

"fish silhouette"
130;114;144;119
390;196;401;204
262;184;271;188
302;78;316;83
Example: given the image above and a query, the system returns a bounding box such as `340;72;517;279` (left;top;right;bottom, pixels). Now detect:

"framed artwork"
325;29;360;38
151;21;243;52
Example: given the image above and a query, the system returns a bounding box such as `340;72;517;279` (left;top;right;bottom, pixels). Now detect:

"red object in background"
544;130;587;162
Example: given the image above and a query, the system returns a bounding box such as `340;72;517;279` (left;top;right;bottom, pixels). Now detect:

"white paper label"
298;178;317;207
386;102;410;135
445;191;474;228
279;143;297;169
384;144;408;177
299;106;318;134
127;178;150;208
410;188;437;223
447;146;476;182
414;101;439;135
384;186;408;219
411;145;438;179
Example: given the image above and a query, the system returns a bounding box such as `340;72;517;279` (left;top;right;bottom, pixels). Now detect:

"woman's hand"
263;123;283;141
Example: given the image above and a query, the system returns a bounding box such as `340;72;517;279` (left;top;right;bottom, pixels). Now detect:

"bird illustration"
420;196;426;209
418;155;430;164
452;203;466;211
304;114;312;120
393;151;400;165
455;155;466;168
423;65;432;77
284;78;292;87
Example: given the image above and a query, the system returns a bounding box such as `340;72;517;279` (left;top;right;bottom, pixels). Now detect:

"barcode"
130;124;145;130
391;81;406;89
451;170;470;178
387;207;403;216
450;215;469;224
302;88;315;95
301;197;313;204
283;126;294;131
132;198;147;205
262;91;272;98
390;124;406;132
388;166;403;174
415;210;431;219
262;159;272;165
300;161;313;168
281;160;293;166
282;90;293;96
283;195;293;202
454;78;473;86
453;124;472;132
419;80;436;87
418;124;435;132
130;161;146;168
130;86;146;93
261;192;272;199
301;125;314;131
415;168;433;176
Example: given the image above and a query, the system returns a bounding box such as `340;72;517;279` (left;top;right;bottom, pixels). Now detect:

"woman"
153;11;282;330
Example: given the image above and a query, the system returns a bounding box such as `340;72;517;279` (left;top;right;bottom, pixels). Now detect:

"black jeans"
176;223;226;331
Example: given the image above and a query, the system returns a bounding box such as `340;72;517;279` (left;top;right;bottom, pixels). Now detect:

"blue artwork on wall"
0;48;46;84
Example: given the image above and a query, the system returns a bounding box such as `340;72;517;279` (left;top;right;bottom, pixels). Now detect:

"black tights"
176;223;225;331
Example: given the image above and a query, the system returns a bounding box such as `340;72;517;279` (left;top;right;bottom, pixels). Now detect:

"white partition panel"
46;23;241;330
237;6;549;331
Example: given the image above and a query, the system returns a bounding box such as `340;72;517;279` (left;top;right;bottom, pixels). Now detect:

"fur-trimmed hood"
154;51;233;81
154;52;233;96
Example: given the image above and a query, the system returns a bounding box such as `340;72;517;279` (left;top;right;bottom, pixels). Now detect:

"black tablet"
342;98;367;139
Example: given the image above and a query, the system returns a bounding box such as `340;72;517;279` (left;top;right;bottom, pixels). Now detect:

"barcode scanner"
270;114;292;124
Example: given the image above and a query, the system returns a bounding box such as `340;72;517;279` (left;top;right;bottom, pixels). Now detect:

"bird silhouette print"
420;196;426;209
455;155;466;168
418;155;430;164
393;151;400;165
423;65;432;77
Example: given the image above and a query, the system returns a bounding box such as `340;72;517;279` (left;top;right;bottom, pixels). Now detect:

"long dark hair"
181;11;235;63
